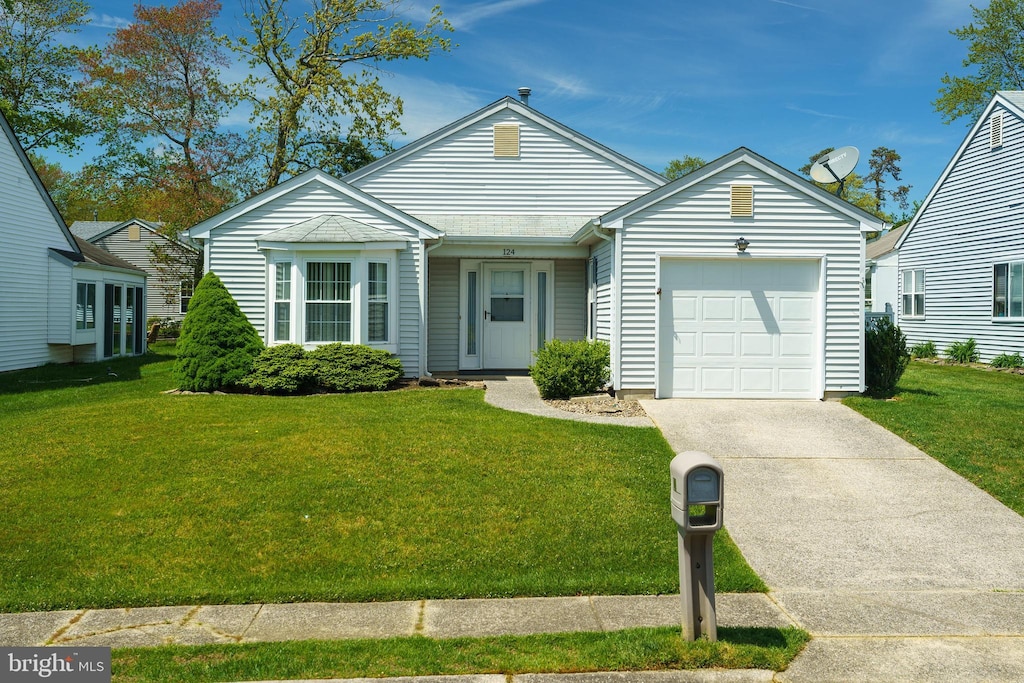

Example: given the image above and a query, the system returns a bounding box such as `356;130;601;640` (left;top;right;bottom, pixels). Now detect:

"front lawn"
845;361;1024;515
0;347;764;612
111;627;809;682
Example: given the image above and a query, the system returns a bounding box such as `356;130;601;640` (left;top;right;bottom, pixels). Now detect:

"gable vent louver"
493;123;520;157
991;112;1004;149
730;185;754;217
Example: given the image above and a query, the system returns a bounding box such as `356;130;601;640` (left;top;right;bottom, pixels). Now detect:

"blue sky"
62;0;982;212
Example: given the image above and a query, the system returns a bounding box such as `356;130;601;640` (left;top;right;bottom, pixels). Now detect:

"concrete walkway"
640;398;1024;683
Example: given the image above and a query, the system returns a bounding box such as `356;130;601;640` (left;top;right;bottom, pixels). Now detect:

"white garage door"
658;258;821;399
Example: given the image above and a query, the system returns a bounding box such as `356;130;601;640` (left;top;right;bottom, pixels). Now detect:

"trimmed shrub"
530;339;610;400
946;338;979;364
910;340;937;359
173;272;264;392
991;352;1024;369
241;344;316;394
308;343;403;392
864;317;910;397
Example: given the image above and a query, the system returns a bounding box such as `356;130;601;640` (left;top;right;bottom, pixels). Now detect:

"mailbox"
669;450;723;642
670;451;723;533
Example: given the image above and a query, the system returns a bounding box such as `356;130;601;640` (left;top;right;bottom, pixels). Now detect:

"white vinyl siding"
427;258;459;372
93;224;197;321
204;178;422;376
553;259;586;341
899;101;1024;361
617;161;864;395
591;238;614;342
351;110;661;216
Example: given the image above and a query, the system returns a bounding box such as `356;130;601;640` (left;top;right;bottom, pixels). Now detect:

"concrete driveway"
641;398;1024;682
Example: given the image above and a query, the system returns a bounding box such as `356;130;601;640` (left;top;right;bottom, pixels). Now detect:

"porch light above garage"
734;237;750;252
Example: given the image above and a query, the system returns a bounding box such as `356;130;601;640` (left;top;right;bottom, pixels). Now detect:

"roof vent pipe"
518;87;531;106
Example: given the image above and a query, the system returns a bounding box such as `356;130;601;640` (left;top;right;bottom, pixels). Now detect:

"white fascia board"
256;241;409;252
896;93;1022;251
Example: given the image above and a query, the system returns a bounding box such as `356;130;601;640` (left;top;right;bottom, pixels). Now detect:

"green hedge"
864;317;910;397
530;339;610;400
241;343;403;394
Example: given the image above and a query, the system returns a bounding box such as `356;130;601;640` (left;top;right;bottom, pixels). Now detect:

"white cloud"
786;105;853;120
446;0;548;31
382;74;486;142
84;12;132;30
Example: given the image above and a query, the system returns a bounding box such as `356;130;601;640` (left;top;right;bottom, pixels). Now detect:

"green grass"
110;627;809;682
845;361;1024;515
0;345;764;612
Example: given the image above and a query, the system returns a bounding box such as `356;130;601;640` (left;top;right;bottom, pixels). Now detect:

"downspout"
420;237;445;377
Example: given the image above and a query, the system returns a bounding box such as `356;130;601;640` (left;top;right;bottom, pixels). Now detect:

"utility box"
670;451;723;641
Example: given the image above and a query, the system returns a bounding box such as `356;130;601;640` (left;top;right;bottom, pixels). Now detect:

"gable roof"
601;147;887;231
0;109;79;255
896;90;1024;250
866;223;908;261
70;218;199;253
187;168;440;241
343;96;667;187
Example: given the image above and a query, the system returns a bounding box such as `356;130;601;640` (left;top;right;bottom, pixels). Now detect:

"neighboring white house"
188;93;885;398
896;91;1024;361
865;223;906;317
71;218;200;322
0;110;147;373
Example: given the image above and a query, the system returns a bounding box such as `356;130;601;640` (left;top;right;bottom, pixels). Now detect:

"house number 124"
502;248;515;256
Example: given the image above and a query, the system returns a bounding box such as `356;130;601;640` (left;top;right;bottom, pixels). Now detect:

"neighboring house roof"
70;218;199;253
50;236;147;275
259;214;410;244
187;168;440;241
601;147;888;231
897;90;1024;250
0;109;80;255
69;221;122;240
343;96;667;187
866;223;908;261
414;214;594;240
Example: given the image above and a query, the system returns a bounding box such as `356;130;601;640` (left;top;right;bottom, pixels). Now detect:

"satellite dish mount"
809;146;860;197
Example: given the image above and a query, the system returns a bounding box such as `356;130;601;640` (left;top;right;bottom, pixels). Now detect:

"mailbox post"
670;451;723;641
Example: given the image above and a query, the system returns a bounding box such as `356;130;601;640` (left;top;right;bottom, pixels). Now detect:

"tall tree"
230;0;453;190
935;0;1024;123
0;0;91;152
77;0;244;234
664;155;707;180
865;146;910;216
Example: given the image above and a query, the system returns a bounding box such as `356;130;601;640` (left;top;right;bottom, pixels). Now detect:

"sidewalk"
0;594;791;648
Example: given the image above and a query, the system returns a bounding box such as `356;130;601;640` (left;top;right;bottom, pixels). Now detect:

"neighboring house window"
76;282;96;330
993;261;1024;319
865;268;873;310
180;280;194;314
367;261;389;342
275;262;291;342
901;269;925;318
306;261;352;342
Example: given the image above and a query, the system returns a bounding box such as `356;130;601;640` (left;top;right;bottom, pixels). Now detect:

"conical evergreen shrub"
173;272;264;392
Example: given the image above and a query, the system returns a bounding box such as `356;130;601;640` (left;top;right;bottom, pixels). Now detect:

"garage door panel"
659;259;820;399
703;297;737;321
741;332;773;357
702;332;735;356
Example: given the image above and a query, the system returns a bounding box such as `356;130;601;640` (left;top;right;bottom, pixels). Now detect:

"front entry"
482;262;532;368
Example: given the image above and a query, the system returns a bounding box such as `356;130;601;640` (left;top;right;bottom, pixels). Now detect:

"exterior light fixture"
734;237;750;252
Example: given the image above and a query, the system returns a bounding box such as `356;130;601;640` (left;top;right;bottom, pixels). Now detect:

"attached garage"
658;257;821;398
598;148;887;400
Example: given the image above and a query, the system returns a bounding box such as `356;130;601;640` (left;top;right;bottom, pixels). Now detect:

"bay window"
306;261;351;342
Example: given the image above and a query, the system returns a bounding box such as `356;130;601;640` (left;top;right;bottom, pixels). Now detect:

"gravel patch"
543;394;648;418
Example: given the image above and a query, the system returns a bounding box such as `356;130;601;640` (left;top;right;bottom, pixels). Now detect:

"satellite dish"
809;146;859;196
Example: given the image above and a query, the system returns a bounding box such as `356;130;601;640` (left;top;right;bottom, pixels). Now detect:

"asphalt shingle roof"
259;215;405;243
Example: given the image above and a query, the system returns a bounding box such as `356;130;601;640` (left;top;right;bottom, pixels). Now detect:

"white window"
180;280;194;314
367;261;389;343
274;262;291;341
76;282;96;330
306;261;352;343
901;269;925;318
993;261;1024;319
865;268;873;310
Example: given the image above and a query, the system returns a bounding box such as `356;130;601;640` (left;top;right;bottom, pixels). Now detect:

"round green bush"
308;343;403;392
241;344;316;394
865;317;910;397
173;272;264;392
530;339;610;400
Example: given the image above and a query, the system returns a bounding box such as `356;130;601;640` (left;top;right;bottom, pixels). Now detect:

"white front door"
483;263;532;368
